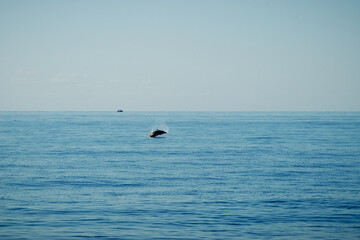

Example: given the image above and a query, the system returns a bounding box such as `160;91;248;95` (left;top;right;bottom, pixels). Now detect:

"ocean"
1;111;360;239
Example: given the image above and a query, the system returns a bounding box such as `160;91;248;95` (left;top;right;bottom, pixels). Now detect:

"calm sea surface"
1;111;360;239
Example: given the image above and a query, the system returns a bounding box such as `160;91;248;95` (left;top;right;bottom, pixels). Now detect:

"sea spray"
151;120;169;133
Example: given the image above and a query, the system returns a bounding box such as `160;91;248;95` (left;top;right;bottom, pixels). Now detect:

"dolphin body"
149;129;167;138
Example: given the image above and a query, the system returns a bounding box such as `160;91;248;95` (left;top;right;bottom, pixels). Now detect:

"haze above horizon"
1;0;359;111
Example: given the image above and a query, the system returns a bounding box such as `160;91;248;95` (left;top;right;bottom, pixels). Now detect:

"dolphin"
149;129;167;138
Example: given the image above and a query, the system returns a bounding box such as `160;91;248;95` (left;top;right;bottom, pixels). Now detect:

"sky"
0;0;359;111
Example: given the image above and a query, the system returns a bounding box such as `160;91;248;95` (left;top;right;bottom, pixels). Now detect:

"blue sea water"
1;111;360;239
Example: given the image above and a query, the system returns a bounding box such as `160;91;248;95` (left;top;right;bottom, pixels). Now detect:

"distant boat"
117;109;123;112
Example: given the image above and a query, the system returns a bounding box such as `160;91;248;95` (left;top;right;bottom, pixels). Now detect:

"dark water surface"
1;112;360;239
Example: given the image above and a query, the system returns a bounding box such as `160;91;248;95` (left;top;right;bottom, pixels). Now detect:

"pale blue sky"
1;0;359;111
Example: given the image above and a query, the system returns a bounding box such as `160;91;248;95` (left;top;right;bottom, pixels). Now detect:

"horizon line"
1;110;359;112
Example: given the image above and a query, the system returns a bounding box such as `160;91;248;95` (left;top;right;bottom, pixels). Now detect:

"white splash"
152;120;169;133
